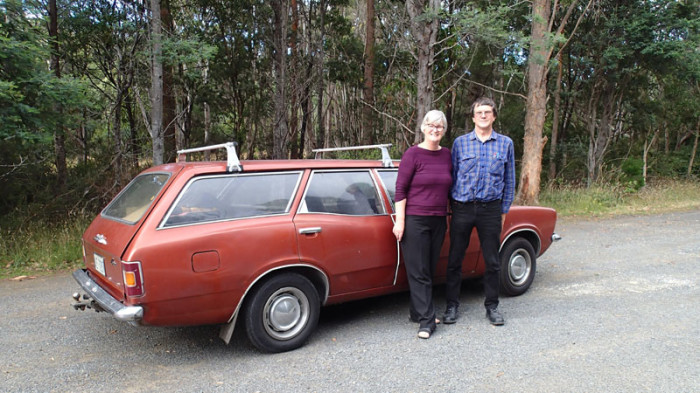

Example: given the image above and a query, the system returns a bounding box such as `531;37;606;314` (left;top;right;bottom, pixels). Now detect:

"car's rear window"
162;171;302;227
102;173;171;224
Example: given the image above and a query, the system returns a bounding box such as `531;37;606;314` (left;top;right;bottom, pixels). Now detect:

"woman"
393;110;452;339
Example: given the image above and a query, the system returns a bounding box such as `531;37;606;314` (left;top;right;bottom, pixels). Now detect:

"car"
71;142;560;353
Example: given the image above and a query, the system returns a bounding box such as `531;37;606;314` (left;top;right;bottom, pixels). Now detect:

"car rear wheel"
499;237;536;296
244;273;320;353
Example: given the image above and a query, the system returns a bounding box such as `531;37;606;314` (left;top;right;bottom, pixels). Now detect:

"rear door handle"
299;227;322;235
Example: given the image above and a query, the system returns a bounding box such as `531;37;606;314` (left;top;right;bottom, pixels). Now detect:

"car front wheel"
244;273;320;353
499;237;537;296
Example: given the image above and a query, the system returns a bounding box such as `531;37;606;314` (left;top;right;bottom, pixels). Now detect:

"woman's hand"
393;221;404;242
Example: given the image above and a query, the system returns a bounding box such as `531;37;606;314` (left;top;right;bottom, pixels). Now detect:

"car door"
294;170;398;296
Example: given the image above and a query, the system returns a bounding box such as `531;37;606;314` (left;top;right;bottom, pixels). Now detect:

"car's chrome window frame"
101;172;172;225
297;169;387;216
159;170;303;229
376;168;398;213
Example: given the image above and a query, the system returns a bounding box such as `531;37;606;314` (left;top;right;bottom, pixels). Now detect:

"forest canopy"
1;0;698;218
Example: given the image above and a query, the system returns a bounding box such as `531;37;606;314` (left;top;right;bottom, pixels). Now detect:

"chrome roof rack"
177;142;242;173
312;144;394;168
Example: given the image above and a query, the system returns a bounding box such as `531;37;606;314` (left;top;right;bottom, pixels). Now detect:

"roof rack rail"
177;142;242;173
312;144;394;168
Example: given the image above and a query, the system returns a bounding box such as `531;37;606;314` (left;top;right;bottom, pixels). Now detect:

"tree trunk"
643;128;659;185
272;0;289;159
362;0;376;145
161;0;176;161
113;89;125;187
406;0;439;144
548;53;564;182
48;0;66;193
150;0;164;165
315;0;326;149
516;0;550;205
689;119;700;177
585;85;600;186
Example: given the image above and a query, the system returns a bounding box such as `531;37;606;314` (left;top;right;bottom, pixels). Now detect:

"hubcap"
263;287;309;341
509;249;531;285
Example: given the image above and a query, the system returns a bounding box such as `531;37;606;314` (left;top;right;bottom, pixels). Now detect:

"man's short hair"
471;97;497;118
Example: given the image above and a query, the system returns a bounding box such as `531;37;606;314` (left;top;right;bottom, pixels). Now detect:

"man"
443;97;516;326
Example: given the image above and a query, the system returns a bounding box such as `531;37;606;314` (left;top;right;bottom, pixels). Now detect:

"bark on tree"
406;0;439;144
289;0;300;158
160;0;176;161
362;0;376;145
548;53;564;182
517;0;593;203
643;128;659;185
150;0;165;165
689;119;700;177
517;0;550;205
315;0;326;150
272;0;289;159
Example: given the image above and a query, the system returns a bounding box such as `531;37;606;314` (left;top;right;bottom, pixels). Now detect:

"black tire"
244;273;320;353
499;237;537;296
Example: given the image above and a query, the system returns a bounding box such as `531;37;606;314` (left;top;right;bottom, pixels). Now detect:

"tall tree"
362;0;376;145
517;0;593;204
150;0;165;165
272;0;289;158
406;0;440;144
48;0;66;192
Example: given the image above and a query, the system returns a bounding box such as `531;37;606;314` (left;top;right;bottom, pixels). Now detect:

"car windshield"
102;173;171;224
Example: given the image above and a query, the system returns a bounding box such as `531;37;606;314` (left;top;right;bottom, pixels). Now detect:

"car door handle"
299;227;322;235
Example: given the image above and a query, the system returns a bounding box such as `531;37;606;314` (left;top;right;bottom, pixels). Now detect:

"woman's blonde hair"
420;110;447;133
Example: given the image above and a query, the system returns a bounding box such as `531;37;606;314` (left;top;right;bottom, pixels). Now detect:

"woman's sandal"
417;328;432;339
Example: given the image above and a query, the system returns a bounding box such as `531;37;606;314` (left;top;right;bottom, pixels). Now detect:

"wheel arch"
218;264;329;344
501;228;541;255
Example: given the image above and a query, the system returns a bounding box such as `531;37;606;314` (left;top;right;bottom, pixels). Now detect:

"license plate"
94;253;105;276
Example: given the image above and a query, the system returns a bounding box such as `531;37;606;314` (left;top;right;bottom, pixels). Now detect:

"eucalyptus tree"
406;0;440;143
516;0;594;204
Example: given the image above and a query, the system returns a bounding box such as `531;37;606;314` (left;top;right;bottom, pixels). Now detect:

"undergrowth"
1;179;699;279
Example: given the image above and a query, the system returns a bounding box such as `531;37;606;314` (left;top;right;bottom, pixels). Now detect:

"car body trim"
500;228;542;255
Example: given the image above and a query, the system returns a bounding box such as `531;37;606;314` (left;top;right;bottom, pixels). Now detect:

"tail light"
122;261;144;297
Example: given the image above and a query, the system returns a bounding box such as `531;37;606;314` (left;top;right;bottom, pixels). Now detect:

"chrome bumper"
72;269;143;323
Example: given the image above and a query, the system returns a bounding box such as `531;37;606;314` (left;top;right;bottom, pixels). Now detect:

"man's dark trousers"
445;199;502;310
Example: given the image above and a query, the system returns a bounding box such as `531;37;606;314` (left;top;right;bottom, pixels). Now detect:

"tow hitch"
71;292;105;312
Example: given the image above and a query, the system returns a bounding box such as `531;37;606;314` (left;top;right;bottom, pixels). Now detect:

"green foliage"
0;211;91;278
620;158;644;191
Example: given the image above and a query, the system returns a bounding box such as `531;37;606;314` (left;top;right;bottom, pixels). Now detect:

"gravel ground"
1;210;699;393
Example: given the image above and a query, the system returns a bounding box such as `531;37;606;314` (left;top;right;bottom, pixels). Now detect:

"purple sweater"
395;146;452;216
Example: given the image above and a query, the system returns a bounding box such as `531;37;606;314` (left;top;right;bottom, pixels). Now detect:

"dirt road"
1;210;698;392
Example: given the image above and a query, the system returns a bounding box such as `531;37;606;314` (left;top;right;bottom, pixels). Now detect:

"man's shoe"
486;308;504;326
442;305;458;324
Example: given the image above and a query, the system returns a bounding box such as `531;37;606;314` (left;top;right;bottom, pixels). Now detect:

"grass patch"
0;213;91;279
541;178;700;218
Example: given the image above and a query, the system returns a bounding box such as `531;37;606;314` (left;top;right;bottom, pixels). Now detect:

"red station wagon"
72;143;560;352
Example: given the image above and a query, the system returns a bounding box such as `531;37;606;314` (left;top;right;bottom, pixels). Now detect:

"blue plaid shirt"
450;130;516;214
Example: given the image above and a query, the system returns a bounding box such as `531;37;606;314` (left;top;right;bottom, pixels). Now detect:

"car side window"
377;169;398;213
162;171;301;227
301;171;384;215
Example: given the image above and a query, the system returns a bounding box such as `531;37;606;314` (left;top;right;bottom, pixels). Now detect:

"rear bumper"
72;269;143;323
